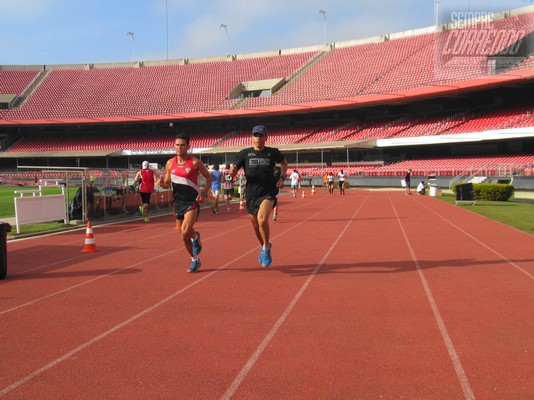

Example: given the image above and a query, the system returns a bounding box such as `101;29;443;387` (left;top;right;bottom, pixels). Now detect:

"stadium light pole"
165;0;169;59
127;32;135;62
317;10;327;46
220;23;228;57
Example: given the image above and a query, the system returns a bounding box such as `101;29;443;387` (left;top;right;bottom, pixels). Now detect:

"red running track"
1;190;533;399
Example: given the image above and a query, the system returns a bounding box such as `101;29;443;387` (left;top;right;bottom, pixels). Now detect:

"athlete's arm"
156;158;172;189
277;158;288;189
133;170;141;185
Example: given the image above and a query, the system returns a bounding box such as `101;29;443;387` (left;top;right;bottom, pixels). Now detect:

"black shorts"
224;188;234;196
246;194;277;215
140;192;152;204
174;201;199;221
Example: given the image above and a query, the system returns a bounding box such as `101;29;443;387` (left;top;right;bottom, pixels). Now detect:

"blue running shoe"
188;258;201;273
191;232;202;256
258;242;272;267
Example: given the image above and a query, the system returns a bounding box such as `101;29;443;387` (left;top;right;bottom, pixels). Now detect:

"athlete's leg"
179;209;199;257
249;199;275;248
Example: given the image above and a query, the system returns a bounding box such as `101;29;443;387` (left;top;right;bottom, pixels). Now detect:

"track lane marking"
389;195;476;400
0;224;243;316
415;198;534;281
220;195;368;400
0;195;341;396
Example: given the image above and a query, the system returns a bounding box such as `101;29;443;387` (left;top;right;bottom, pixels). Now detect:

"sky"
1;0;532;66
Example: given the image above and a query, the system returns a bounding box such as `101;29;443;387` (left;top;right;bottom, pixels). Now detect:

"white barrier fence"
13;185;67;234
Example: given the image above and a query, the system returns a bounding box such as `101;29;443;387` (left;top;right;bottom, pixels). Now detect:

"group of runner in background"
209;164;241;214
323;170;347;195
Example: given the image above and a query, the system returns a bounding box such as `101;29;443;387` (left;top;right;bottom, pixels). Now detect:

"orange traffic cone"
238;198;246;213
175;219;180;230
81;221;97;253
301;190;306;199
311;184;316;195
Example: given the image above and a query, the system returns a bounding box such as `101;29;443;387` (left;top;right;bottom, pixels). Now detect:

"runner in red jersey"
134;160;156;222
157;133;212;273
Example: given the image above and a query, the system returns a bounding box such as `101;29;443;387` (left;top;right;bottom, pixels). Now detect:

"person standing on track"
338;169;347;195
289;169;300;198
323;172;329;191
134;161;156;222
327;171;335;195
222;164;235;212
157;133;212;273
210;164;222;213
230;125;288;267
404;169;412;195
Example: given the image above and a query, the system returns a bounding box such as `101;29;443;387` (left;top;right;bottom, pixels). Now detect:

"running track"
1;190;533;399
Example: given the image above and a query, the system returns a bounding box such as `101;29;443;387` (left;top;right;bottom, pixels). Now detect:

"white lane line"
0;195;342;396
0;224;243;316
6;226;167;277
417;199;534;281
0;271;212;397
389;196;476;400
220;196;367;400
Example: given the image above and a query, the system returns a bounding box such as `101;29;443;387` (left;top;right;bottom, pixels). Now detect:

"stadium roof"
1;5;533;129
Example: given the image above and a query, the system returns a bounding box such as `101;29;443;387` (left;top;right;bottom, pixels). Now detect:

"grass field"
0;185;79;219
437;193;534;235
1;185;533;237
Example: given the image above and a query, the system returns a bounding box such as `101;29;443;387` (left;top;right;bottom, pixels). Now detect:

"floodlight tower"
434;0;440;26
220;24;228;57
317;10;327;46
165;0;169;59
126;32;135;62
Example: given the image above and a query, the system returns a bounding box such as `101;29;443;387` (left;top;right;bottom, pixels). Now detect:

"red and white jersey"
170;156;199;203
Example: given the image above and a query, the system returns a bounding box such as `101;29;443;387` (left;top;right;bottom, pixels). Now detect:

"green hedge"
452;183;514;201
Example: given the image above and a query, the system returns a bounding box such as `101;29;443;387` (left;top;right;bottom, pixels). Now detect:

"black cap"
252;125;267;135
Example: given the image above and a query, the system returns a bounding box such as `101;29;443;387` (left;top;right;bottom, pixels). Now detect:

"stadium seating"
2;9;534;183
283;156;534;177
1;52;318;120
1;9;532;121
0;69;40;96
366;155;534;177
7;102;534;153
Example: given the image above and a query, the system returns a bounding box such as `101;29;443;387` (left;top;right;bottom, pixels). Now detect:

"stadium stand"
1;6;534;189
5;104;534;152
0;9;532;120
0;69;41;96
366;155;534;177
